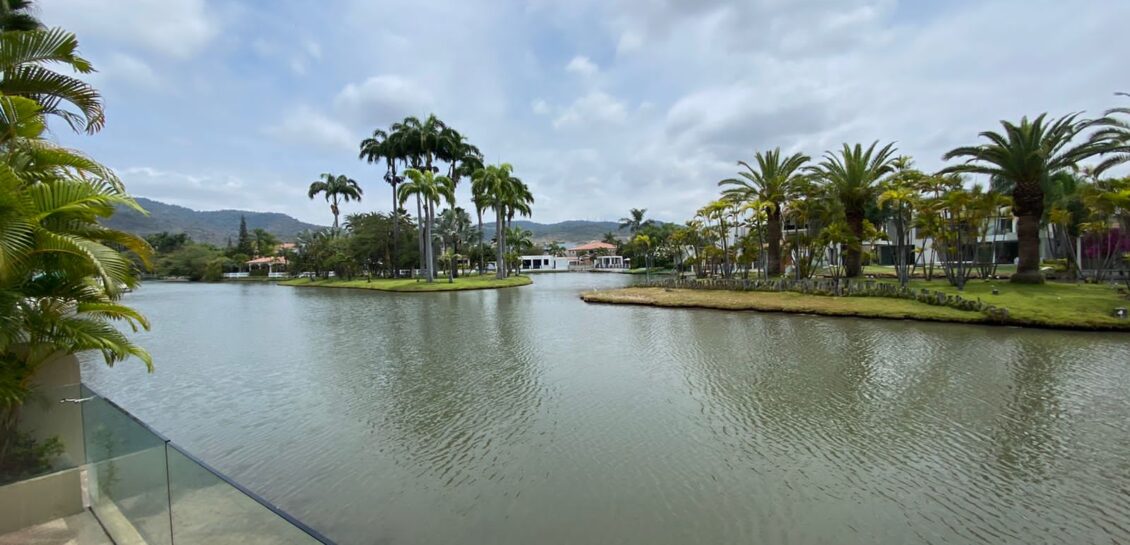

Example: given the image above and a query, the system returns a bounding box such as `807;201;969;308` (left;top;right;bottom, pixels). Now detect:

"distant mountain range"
485;220;624;245
104;198;325;246
104;198;629;247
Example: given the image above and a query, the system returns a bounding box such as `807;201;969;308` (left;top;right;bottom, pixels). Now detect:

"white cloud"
45;0;1130;226
565;55;598;77
553;92;628;129
97;53;161;89
41;0;218;58
333;75;433;126
263;107;355;152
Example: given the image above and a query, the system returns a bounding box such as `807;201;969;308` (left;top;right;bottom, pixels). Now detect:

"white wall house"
519;255;573;272
871;216;1050;266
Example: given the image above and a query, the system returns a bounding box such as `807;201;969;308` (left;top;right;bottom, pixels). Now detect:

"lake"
82;274;1130;545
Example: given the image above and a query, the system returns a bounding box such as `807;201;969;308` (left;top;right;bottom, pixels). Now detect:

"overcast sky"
41;0;1130;225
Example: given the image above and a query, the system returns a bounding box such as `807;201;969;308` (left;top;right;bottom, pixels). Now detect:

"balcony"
0;376;332;544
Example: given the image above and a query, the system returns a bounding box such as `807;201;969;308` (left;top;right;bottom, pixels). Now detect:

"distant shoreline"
581;285;1130;332
279;275;532;293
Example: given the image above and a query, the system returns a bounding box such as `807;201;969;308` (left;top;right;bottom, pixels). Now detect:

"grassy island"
582;280;1130;331
280;275;531;292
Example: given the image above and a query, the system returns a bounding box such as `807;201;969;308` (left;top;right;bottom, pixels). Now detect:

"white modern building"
519;255;574;272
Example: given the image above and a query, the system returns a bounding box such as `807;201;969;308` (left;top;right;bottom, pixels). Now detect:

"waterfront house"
519;255;574;272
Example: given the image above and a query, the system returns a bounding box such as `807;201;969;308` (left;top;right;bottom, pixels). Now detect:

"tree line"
615;108;1130;289
300;114;537;282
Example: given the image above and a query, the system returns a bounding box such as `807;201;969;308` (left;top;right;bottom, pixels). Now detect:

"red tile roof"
571;241;617;251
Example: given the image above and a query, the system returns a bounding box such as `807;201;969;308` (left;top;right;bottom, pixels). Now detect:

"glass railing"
79;385;334;544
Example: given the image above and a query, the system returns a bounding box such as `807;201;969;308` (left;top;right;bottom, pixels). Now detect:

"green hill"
484;220;626;245
104;198;325;246
105;198;633;247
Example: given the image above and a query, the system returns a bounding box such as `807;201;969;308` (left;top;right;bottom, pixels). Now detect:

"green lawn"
280;274;532;292
582;279;1130;331
860;264;1017;278
906;279;1129;330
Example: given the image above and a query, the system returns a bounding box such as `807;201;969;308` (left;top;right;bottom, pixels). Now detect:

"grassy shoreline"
280;274;532;292
581;281;1130;331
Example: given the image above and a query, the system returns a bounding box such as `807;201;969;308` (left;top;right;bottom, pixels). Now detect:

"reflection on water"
82;275;1130;544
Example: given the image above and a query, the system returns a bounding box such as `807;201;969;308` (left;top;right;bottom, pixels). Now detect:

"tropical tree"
0;28;103;133
719;148;810;276
941;114;1110;283
307;172;362;231
0;93;152;464
251;228;278;257
877;158;924;286
0;1;41;32
437;207;472;279
618;208;651;234
1091;92;1130;174
399;168;454;282
472;163;532;279
472;163;509;278
359;127;405;276
809;141;898;277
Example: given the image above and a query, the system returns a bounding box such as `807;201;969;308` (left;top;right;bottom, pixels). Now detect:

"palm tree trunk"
845;210;864;277
416;193;426;278
390;182;398;278
425;200;435;282
477;209;485;275
331;195;340;231
767;208;782;277
495;208;506;279
1013;213;1044;283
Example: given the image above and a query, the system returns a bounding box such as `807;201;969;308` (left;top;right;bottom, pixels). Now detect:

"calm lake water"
82;274;1130;545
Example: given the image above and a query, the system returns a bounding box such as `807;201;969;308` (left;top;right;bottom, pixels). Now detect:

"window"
997;218;1012;233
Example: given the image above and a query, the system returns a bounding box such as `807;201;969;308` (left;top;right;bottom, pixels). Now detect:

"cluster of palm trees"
305;115;535;282
0;7;153;465
668;106;1130;287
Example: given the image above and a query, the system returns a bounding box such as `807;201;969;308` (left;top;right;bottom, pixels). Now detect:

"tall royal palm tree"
391;114;450;273
618;208;650;234
810;141;898;278
941;114;1109;283
719;148;810;276
307;172;362;231
399;168;454;282
0;28;103;133
472;163;515;279
360;127;406;276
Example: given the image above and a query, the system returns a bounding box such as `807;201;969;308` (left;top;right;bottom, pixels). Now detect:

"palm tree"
399;168;454;282
618;208;650;234
471;183;490;274
0;1;41;32
0;28;103;133
1090;92;1130;174
391;114;450;274
941;114;1110;283
359;127;405;276
544;241;566;256
472;163;532;279
810;141;898;277
437;206;471;279
505;226;533;275
719;148;810;276
307;172;362;231
0;100;152;450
